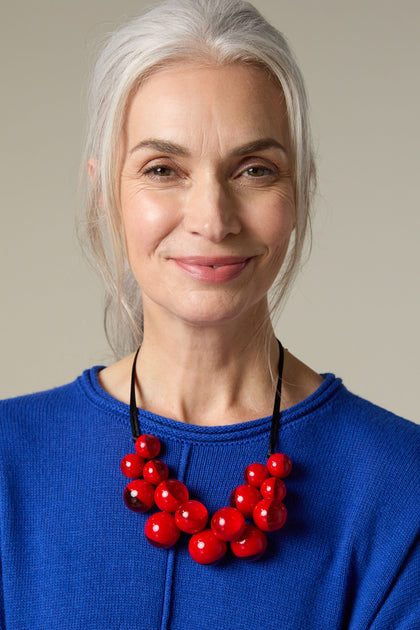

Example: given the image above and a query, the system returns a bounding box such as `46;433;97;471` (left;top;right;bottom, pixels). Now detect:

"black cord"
129;339;284;455
129;346;141;443
268;339;284;457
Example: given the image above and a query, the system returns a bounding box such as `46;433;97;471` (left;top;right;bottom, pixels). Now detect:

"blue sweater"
0;368;418;629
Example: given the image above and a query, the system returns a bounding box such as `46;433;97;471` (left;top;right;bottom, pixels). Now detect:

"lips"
173;256;252;283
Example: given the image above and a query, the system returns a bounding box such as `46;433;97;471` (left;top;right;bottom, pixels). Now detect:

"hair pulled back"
81;0;316;357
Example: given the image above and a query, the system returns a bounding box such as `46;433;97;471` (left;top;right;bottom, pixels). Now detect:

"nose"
183;175;242;242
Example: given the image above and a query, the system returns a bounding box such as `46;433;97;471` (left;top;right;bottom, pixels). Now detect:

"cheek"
253;193;295;255
121;189;179;258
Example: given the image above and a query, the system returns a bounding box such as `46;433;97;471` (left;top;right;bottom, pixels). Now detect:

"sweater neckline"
77;365;343;442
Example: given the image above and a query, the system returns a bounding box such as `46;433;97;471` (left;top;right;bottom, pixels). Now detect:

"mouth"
172;256;253;284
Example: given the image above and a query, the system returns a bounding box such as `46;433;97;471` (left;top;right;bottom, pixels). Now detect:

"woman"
0;0;418;628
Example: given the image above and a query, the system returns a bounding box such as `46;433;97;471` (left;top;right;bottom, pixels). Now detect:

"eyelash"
142;165;176;179
140;162;278;181
242;166;275;178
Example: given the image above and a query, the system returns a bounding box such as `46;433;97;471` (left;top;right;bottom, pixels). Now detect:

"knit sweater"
0;368;418;630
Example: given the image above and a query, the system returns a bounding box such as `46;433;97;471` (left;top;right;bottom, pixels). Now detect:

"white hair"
80;0;316;358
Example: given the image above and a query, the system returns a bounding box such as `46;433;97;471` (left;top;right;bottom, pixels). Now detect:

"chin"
160;293;265;329
142;281;271;330
169;307;244;327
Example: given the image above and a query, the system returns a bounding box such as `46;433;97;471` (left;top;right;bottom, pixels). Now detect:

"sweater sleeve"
342;400;420;630
367;532;420;629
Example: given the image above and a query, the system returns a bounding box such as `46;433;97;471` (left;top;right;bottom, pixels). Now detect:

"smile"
172;256;252;284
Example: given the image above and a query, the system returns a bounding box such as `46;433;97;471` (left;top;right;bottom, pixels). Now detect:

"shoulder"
307;375;420;448
330;383;419;454
329;383;419;490
292;372;419;455
319;382;419;535
327;388;420;625
0;367;106;447
300;377;419;517
1;373;86;415
285;354;419;457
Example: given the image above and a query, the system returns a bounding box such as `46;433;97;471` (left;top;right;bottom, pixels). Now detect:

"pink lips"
173;256;251;283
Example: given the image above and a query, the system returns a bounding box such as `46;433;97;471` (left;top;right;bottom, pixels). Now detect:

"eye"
143;165;175;178
242;165;276;178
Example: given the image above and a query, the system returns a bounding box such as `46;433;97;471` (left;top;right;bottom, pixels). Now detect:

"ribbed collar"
77;365;343;443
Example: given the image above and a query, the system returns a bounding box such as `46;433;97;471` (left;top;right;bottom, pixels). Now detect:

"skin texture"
99;63;323;426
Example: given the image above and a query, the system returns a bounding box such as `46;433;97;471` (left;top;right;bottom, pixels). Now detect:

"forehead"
123;62;289;152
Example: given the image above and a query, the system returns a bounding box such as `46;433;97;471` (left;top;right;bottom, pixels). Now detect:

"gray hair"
81;0;316;358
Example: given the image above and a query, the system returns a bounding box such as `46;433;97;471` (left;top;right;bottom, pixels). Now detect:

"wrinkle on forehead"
122;62;290;164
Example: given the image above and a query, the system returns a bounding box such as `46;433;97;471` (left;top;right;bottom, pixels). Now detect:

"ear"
87;157;98;183
87;157;104;210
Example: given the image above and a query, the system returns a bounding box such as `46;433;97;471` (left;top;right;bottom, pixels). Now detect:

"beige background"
1;0;418;422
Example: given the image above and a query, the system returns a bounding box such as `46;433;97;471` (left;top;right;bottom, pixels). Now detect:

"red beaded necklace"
121;340;292;565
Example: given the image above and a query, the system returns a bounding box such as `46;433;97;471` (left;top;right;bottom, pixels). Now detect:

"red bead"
230;484;262;518
145;512;180;548
175;500;208;534
253;498;287;532
260;477;286;501
135;434;161;460
189;529;227;565
154;479;189;512
123;479;155;513
230;524;268;561
120;453;145;479
266;453;292;478
244;462;269;488
143;459;169;485
211;507;246;542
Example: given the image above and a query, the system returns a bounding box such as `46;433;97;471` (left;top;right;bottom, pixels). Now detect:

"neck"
135;302;279;425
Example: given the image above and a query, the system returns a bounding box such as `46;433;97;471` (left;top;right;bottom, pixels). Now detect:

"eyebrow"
231;138;287;156
129;139;189;156
129;137;287;157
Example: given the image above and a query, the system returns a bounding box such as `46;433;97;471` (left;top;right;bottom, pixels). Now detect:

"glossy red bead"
230;484;262;518
189;529;227;565
145;511;180;548
143;459;169;485
230;524;268;561
123;479;155;513
260;476;286;501
244;462;269;488
266;453;292;478
253;498;287;532
154;479;189;512
135;434;161;460
175;500;208;534
120;453;145;479
211;507;246;542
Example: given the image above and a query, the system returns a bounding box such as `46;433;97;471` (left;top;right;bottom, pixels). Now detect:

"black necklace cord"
268;339;284;457
129;339;284;454
129;346;141;443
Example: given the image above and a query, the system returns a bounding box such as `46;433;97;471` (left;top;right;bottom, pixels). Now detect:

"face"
119;63;295;330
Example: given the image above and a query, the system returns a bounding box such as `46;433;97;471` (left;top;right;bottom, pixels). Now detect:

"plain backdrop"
1;0;419;422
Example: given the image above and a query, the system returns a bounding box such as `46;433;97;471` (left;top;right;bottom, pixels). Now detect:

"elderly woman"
0;0;418;628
